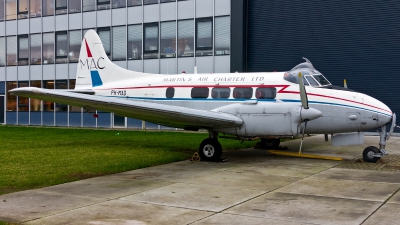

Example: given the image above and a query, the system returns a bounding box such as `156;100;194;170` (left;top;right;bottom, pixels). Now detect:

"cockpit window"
283;58;331;87
312;74;331;86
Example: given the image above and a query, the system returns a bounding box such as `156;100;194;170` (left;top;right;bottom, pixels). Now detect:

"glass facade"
30;0;41;17
43;33;54;64
30;34;41;64
6;0;16;20
18;35;29;66
0;0;231;126
160;21;176;58
178;20;193;57
6;36;16;66
128;24;142;60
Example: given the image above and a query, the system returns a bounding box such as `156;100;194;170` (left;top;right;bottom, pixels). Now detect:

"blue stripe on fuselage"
97;95;392;117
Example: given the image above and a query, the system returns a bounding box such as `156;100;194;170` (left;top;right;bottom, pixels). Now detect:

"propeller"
297;72;322;154
344;79;347;88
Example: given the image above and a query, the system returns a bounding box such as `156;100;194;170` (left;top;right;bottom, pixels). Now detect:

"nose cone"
301;107;322;121
363;93;393;126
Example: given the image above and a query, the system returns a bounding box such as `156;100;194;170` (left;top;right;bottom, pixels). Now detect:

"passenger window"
233;88;253;99
191;87;209;98
166;87;174;98
211;88;230;99
255;88;276;99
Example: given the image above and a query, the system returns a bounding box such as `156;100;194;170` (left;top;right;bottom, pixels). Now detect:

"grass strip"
0;125;257;195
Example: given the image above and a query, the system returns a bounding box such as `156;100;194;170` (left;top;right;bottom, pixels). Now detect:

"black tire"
261;138;281;149
199;138;222;161
363;146;380;163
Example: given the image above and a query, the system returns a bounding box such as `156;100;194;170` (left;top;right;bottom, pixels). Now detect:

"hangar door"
246;1;400;130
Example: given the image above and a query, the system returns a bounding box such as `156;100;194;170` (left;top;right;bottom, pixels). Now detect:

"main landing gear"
199;131;222;161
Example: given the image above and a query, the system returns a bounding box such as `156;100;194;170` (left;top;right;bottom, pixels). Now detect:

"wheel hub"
203;144;215;157
367;151;375;159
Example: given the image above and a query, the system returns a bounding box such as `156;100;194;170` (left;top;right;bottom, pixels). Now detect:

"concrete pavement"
1;134;400;225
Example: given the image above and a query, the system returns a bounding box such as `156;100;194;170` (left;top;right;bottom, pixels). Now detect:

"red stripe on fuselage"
95;84;392;114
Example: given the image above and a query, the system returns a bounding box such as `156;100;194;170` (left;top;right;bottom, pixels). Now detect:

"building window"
211;88;230;99
30;34;41;65
0;0;4;21
143;0;158;5
17;0;29;19
97;0;110;10
144;23;159;59
83;0;95;11
215;16;230;55
97;27;111;56
6;0;16;20
112;26;126;61
0;37;5;67
128;24;142;60
191;87;209;99
55;0;67;14
127;0;141;7
196;18;213;56
161;21;176;58
178;20;194;57
6;36;17;66
43;32;54;64
69;30;81;63
30;81;42;111
233;88;253;99
112;0;125;8
255;88;276;99
6;81;17;111
42;0;54;16
166;87;174;98
30;0;41;17
0;82;5;94
18;81;29;111
18;35;29;66
55;80;68;111
69;0;81;13
69;79;81;112
43;80;54;111
160;0;175;2
56;31;68;64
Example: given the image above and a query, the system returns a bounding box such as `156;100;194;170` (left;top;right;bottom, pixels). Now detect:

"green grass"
0;125;257;195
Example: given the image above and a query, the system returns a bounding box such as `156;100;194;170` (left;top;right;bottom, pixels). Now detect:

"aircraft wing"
10;87;243;130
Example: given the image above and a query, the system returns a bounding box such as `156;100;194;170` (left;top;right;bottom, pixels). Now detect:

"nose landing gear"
363;113;396;163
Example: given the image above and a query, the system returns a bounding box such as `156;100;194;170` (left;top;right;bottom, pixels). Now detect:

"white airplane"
10;30;396;163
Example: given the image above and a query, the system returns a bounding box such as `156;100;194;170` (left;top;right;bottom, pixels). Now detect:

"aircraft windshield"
283;58;331;87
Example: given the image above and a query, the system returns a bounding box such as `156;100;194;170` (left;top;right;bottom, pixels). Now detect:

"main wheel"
260;138;280;149
363;146;380;163
199;138;222;161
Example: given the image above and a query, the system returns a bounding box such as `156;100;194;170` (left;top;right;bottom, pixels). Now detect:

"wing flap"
10;87;243;129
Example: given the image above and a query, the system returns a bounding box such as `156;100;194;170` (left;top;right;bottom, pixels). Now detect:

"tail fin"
75;29;149;89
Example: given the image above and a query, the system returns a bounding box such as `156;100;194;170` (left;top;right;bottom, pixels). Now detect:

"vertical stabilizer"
75;29;149;90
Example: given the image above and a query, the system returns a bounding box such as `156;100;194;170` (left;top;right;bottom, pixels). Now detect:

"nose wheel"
362;146;380;163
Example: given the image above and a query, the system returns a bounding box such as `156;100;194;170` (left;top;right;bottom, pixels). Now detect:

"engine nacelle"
212;101;303;137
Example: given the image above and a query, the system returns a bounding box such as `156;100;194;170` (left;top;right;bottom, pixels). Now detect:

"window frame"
17;34;29;66
55;0;68;14
97;27;111;56
143;22;159;59
55;31;68;63
195;17;213;54
17;0;29;19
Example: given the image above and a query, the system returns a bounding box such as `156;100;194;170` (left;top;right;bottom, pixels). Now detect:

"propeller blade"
344;79;347;88
298;120;308;155
298;72;309;109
